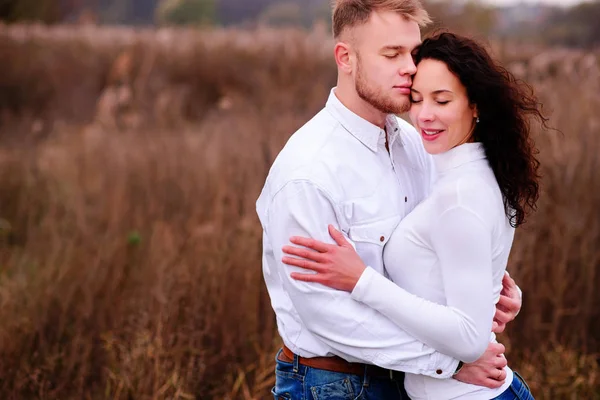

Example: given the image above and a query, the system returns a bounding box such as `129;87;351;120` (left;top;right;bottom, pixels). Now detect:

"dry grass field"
0;23;598;399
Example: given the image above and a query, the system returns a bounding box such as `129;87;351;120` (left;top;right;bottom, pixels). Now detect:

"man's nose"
399;54;417;76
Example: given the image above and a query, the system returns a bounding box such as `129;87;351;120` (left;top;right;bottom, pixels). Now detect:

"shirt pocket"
348;216;401;247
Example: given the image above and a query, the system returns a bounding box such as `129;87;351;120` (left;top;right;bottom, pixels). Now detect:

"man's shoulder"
260;110;349;199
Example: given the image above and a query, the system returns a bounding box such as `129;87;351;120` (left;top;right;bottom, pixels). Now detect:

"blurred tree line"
542;1;600;48
0;0;78;23
1;0;599;48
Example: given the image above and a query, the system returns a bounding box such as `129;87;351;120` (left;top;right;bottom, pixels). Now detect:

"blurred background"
0;0;598;399
2;0;600;46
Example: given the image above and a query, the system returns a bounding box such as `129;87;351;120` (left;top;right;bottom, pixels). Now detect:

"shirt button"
380;236;385;242
436;369;443;375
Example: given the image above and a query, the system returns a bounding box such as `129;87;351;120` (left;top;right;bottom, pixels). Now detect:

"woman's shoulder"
432;171;502;220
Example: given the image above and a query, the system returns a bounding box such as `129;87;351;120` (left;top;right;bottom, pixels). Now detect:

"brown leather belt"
278;345;402;379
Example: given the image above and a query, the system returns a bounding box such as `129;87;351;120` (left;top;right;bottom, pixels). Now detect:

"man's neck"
334;86;387;129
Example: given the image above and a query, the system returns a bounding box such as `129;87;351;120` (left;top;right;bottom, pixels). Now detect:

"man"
256;1;522;398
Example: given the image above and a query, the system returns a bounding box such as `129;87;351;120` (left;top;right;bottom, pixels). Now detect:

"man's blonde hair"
332;0;431;39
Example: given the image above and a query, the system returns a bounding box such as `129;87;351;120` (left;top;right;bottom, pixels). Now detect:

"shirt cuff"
427;352;460;379
350;266;378;302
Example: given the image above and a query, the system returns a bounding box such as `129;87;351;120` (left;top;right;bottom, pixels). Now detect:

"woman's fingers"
290;236;331;253
282;256;326;272
482;378;504;389
282;245;327;263
289;226;352;253
290;272;325;283
328;225;352;248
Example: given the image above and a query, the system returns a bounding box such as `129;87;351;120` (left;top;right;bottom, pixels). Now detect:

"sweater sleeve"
351;206;495;363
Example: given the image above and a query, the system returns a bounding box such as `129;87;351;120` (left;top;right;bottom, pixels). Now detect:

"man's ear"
334;41;353;75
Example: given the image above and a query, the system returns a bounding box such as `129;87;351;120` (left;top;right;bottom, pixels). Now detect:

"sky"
483;0;585;5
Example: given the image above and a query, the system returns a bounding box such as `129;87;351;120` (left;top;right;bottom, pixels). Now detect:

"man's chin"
359;90;410;115
387;100;411;115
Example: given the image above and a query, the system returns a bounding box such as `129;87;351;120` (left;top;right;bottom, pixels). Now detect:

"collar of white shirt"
433;142;487;173
325;88;405;152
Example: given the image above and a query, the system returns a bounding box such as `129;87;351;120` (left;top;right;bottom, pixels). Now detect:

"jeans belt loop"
293;353;299;373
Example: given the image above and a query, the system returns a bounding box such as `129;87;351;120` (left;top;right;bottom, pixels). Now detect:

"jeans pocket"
310;377;356;400
271;387;292;400
513;371;532;393
512;371;535;400
273;367;304;400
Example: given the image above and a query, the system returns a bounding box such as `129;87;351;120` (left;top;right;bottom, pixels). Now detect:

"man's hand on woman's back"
493;272;523;333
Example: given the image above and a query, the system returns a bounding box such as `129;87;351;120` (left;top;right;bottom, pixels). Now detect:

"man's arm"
265;180;458;378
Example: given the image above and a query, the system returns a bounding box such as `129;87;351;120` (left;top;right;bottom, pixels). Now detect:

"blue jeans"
492;371;535;400
271;349;408;400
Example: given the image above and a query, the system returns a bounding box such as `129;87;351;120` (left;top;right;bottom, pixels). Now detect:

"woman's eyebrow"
410;89;454;95
432;89;453;95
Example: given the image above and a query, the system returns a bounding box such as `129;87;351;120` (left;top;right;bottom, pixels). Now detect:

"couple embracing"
257;1;546;399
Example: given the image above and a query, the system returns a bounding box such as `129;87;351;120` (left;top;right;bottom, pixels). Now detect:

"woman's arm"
351;206;495;362
283;207;498;363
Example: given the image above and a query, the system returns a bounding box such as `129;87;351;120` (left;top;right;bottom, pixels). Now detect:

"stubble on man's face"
354;53;412;116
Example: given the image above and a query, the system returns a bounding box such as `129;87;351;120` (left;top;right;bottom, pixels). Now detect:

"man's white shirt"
256;88;459;378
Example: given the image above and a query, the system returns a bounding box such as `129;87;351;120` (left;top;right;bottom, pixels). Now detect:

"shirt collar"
433;142;487;173
325;88;404;153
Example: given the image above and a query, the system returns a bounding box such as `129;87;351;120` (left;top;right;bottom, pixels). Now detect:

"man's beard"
355;60;411;115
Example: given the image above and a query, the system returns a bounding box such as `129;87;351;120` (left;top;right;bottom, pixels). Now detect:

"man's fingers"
492;320;506;334
494;308;511;324
497;294;520;310
492;321;506;333
282;245;327;263
503;271;516;287
489;342;506;355
283;256;326;272
289;236;331;253
328;224;351;248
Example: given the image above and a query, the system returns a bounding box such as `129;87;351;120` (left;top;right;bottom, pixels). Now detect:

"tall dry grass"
0;24;598;399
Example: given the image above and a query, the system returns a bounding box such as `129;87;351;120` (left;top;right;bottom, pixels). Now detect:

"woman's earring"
476;117;480;124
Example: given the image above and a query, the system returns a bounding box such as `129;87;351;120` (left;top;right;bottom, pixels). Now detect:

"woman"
281;32;547;400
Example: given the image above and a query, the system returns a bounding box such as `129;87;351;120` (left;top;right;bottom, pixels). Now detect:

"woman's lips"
421;128;444;141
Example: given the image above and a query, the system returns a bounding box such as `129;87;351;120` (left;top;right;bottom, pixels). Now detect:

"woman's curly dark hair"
413;32;548;227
